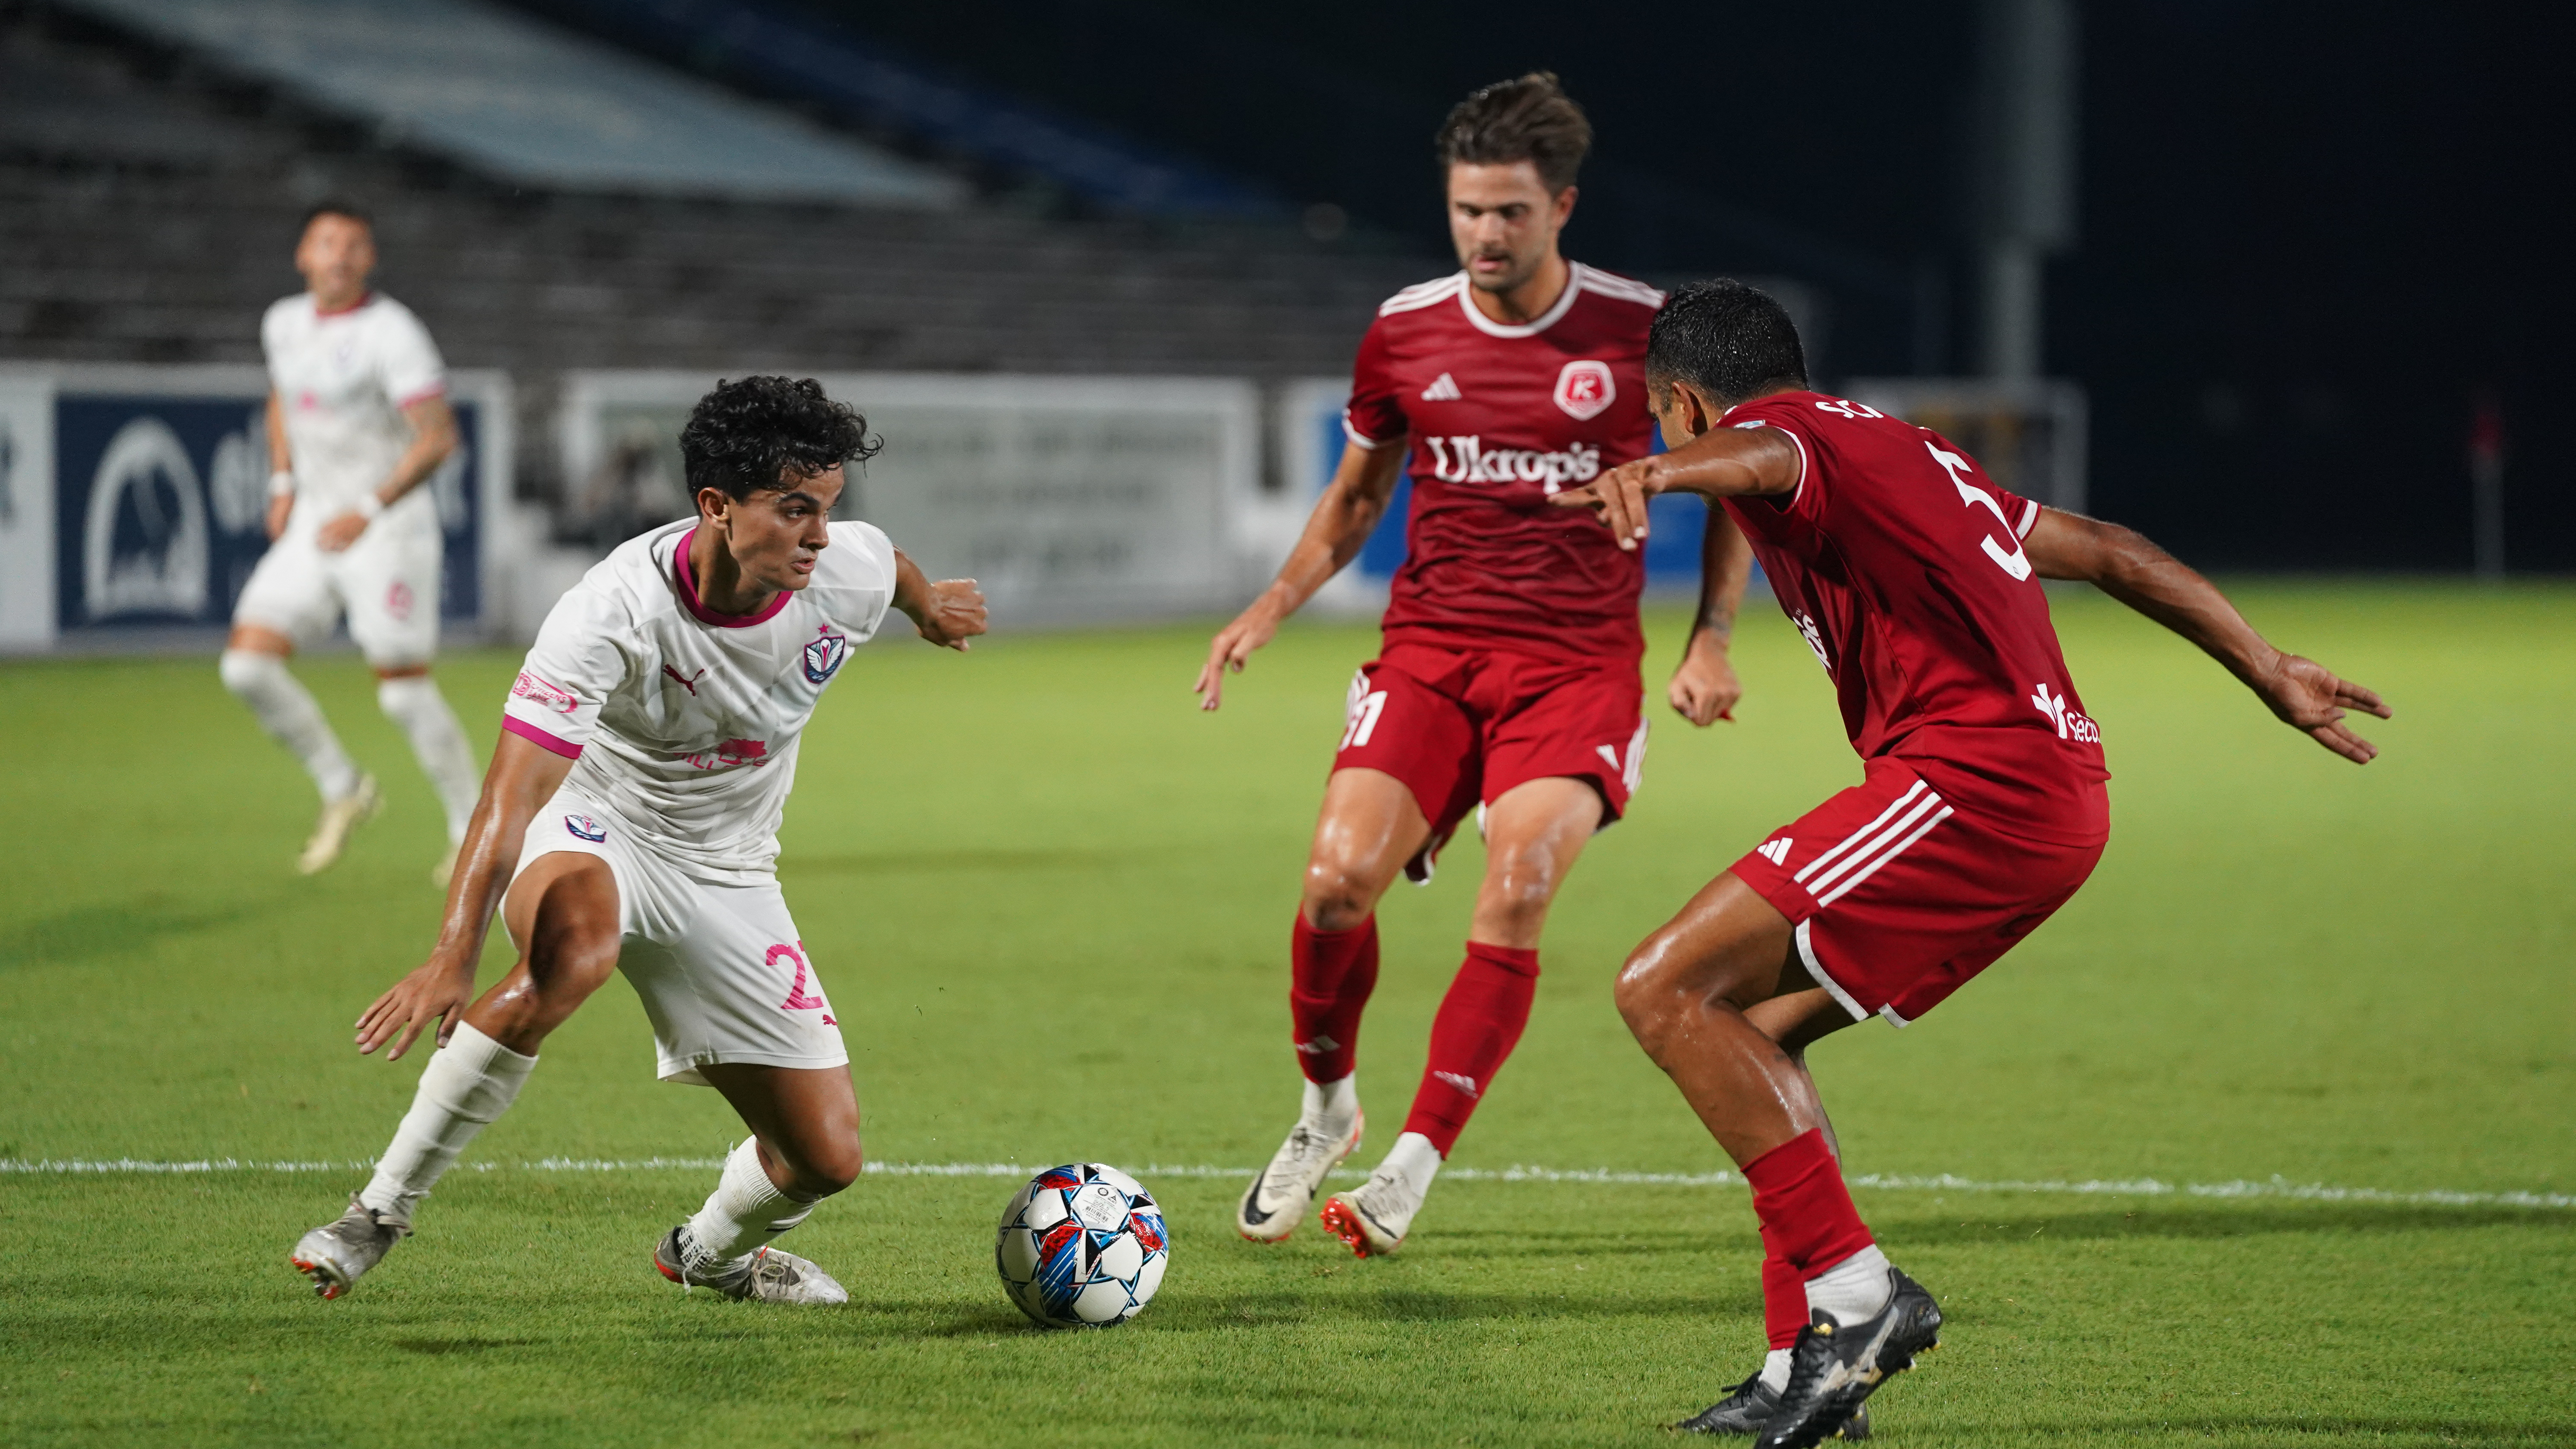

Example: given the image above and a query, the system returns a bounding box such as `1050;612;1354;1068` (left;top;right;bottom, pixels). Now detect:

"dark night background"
767;0;2573;574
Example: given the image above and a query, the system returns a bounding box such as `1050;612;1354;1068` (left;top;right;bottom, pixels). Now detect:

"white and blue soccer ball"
994;1163;1167;1328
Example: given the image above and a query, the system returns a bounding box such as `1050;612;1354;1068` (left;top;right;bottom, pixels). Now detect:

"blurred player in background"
1198;74;1753;1258
289;377;987;1304
219;200;479;882
1553;281;2388;1445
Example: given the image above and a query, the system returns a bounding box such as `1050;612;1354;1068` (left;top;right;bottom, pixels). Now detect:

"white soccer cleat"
1319;1157;1424;1258
1236;1107;1363;1242
296;773;382;875
291;1192;410;1299
653;1227;849;1304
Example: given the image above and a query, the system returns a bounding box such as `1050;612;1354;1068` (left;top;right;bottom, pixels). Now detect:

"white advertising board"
559;371;1263;625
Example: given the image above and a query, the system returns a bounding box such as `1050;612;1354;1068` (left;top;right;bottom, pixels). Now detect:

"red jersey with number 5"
1718;392;2110;844
1343;263;1664;664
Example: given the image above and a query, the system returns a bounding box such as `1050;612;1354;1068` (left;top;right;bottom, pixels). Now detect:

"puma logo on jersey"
1420;372;1462;401
1433;1070;1480;1100
2031;682;2102;743
1423;435;1603;493
1757;837;1793;866
661;663;705;695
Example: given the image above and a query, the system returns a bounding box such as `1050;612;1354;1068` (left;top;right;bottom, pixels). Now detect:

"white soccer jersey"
501;519;899;883
261;291;447;516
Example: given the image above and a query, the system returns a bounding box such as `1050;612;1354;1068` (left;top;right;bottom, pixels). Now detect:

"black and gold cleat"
1678;1371;1871;1438
1755;1267;1939;1449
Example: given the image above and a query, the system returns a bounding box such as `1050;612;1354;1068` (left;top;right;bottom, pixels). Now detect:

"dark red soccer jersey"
1718;392;2111;844
1343;263;1664;663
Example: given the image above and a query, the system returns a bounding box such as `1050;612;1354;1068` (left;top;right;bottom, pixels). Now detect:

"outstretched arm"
1669;504;1752;726
1548;425;1801;550
1195;434;1408;710
2022;508;2391;763
356;731;572;1058
892;549;987;650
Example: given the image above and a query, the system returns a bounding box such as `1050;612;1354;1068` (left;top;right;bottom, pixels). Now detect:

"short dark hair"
1435;72;1592;193
1647;279;1810;405
680;376;881;501
300;198;372;232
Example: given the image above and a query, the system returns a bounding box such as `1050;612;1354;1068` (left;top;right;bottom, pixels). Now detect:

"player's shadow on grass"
389;1337;546;1355
0;894;283;971
1950;1415;2556;1444
1885;1203;2562;1245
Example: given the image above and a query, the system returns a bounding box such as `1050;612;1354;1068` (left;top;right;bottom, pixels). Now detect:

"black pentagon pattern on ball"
994;1163;1169;1328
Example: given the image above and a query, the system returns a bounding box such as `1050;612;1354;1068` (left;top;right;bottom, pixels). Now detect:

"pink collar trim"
313;291;374;318
672;527;792;628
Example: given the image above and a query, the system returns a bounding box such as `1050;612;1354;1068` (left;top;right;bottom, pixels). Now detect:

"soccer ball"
994;1163;1168;1328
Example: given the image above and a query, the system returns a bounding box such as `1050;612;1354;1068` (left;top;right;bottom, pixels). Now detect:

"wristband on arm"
353;492;385;521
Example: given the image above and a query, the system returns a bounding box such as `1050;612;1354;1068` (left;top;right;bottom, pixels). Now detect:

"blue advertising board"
30;375;496;638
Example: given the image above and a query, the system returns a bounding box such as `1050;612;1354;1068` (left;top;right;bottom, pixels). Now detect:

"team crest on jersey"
1553;359;1615;421
803;626;849;684
564;814;607;842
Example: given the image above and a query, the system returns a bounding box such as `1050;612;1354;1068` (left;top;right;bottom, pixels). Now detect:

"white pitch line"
0;1157;2567;1209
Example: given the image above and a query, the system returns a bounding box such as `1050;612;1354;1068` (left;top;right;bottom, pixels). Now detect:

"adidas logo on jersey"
1757;837;1793;866
1420;372;1462;401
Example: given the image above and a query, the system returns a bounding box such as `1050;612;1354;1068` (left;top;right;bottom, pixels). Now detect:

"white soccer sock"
681;1137;823;1271
1759;1347;1794;1393
1804;1243;1894;1326
1302;1073;1358;1135
377;675;479;844
1379;1130;1444;1193
358;1023;537;1223
220;649;359;804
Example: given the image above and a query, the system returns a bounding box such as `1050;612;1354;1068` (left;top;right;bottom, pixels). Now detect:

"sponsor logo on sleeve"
564;814;607;842
1553;359;1615;421
803;626;849;684
510;671;579;714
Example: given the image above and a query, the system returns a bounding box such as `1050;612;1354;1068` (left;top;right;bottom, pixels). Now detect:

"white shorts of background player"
512;789;847;1084
233;498;444;668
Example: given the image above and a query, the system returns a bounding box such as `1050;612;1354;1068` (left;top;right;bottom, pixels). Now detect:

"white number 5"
1925;443;2032;581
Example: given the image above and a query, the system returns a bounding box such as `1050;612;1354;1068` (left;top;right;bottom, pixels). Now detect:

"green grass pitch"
2;583;2571;1447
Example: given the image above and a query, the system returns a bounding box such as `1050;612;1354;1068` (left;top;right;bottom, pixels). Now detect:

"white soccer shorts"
232;505;443;667
510;791;849;1085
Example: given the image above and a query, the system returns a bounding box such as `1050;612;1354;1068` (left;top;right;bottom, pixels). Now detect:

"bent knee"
786;1137;864;1197
1301;860;1386;932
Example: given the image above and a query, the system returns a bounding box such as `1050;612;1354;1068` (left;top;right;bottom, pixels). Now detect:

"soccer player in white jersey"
290;377;987;1303
220;200;482;881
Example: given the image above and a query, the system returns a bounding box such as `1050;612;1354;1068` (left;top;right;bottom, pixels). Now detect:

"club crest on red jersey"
1553;359;1615;421
803;626;849;684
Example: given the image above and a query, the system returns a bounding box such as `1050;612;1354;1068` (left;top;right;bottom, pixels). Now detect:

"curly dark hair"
1647;279;1809;407
679;376;881;501
1435;72;1592;193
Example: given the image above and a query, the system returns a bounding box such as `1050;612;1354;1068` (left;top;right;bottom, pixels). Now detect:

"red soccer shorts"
1728;755;2106;1027
1332;641;1646;882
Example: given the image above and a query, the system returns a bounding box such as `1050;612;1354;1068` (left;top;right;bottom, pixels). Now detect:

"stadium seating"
0;3;1434;509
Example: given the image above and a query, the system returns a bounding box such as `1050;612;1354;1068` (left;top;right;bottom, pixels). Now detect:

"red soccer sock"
1290;914;1379;1084
1400;942;1540;1155
1742;1129;1875;1278
1759;1230;1808;1349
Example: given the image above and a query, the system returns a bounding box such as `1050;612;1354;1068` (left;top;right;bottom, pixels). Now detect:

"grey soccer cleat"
291;1192;410;1300
1236;1107;1364;1242
297;774;382;875
653;1226;849;1304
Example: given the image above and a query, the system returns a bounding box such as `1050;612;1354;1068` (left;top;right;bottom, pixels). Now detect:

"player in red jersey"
1196;75;1753;1257
1552;280;2390;1446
